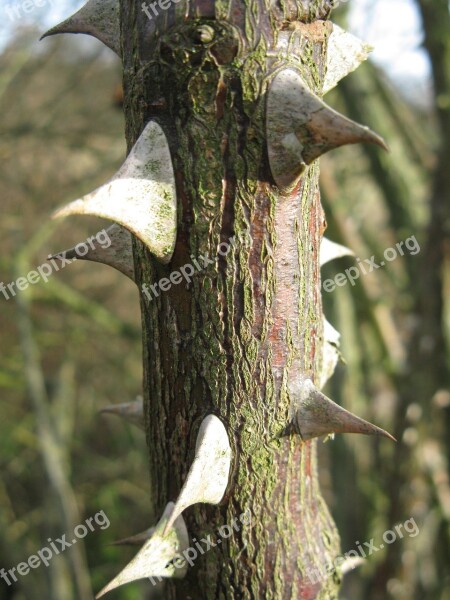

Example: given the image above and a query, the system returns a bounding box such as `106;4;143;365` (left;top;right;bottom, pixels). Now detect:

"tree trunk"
41;0;393;597
122;2;340;598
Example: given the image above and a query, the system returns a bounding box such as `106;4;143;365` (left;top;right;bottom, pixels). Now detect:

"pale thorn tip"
95;503;189;598
320;239;353;387
50;224;135;282
110;527;155;547
52;121;177;264
320;318;343;389
40;0;121;56
341;556;366;575
320;237;354;268
323;318;340;347
163;415;232;536
100;396;144;430
324;23;372;94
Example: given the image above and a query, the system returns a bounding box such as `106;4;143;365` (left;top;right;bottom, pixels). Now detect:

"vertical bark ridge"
122;2;340;597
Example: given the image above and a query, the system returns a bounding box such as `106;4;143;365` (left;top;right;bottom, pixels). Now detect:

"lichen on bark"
121;1;341;597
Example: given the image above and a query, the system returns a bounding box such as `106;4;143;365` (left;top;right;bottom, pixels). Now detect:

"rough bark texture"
121;1;341;597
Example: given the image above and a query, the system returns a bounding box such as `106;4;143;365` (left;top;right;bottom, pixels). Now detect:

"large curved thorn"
290;378;396;441
320;237;354;267
50;224;135;282
96;503;189;598
40;0;121;56
324;24;372;94
53;121;177;264
266;68;387;191
100;397;144;430
163;415;232;536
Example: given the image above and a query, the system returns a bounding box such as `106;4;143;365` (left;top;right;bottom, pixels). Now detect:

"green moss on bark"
121;2;341;598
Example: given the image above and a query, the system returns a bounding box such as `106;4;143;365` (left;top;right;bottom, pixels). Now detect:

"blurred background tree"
0;0;448;599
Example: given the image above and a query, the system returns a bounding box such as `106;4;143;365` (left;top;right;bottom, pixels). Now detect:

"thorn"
320;237;354;268
320;318;342;389
266;68;388;191
50;224;135;282
323;318;340;347
341;557;365;575
163;415;232;536
111;527;155;547
320;340;340;390
52;121;177;264
324;24;372;94
100;397;144;430
290;379;396;441
96;503;188;598
40;0;120;56
319;237;352;388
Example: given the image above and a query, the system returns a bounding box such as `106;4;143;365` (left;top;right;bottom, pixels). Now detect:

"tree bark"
122;2;341;597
